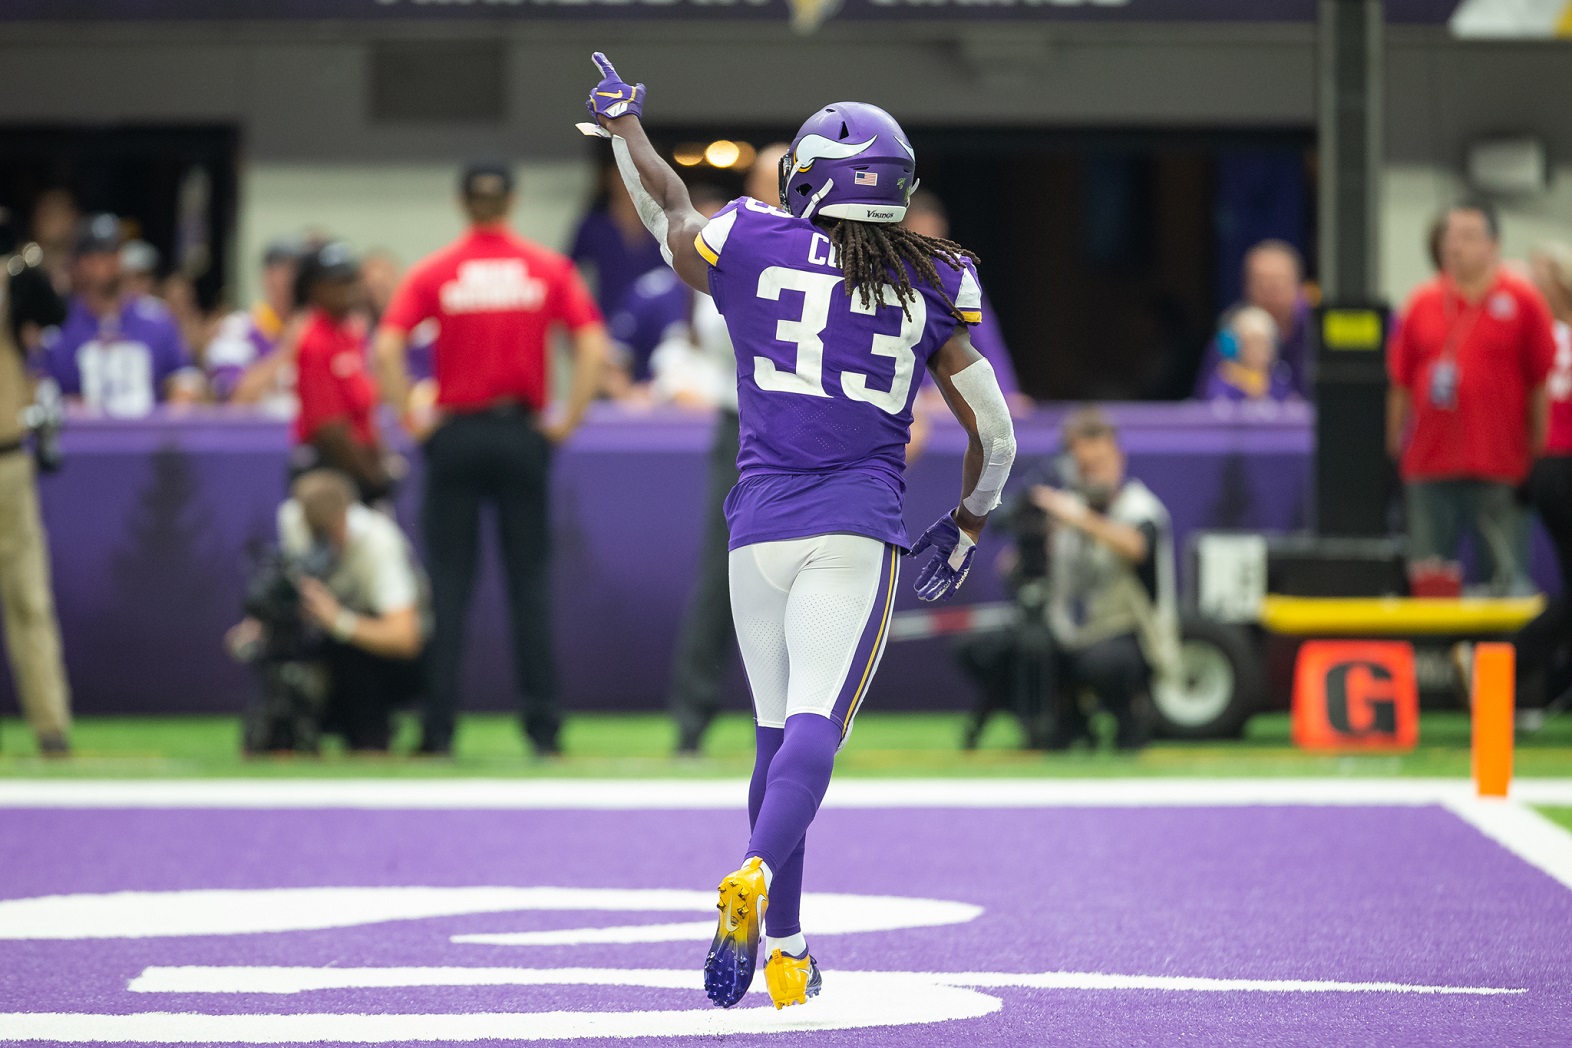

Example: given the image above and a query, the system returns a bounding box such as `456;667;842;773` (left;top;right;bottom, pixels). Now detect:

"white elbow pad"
611;136;672;264
951;358;1017;516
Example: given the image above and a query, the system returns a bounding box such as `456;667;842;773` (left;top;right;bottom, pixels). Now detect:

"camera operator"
961;408;1177;751
228;469;427;753
0;207;72;756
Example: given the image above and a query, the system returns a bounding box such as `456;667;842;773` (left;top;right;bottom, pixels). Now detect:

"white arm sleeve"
611;135;675;268
950;357;1017;516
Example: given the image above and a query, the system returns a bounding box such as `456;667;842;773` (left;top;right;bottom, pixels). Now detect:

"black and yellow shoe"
764;947;822;1009
702;857;768;1008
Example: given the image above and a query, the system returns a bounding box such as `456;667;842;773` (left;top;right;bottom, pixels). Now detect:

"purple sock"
746;723;807;936
748;724;784;832
746;713;840;934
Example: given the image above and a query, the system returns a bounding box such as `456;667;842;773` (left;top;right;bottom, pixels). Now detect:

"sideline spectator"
611;183;732;393
1387;202;1556;595
46;214;202;416
227;469;428;752
960;408;1176;751
1202;305;1297;403
360;249;401;331
1035;409;1176;749
291;242;393;502
1514;243;1572;703
0;227;72;756
119;240;159;301
663;157;782;756
29;188;78;295
902;189;1024;403
569;165;666;313
1195;239;1312;397
159;272;220;363
902;188;1027;460
206;236;303;409
373;163;609;757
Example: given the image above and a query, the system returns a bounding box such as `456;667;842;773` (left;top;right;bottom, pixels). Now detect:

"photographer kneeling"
229;470;427;752
962;408;1178;751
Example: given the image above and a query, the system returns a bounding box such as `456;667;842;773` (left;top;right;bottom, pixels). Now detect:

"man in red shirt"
373;164;608;756
1387;201;1556;594
292;242;392;501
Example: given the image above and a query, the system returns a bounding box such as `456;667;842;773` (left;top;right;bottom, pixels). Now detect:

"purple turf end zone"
0;800;1569;1047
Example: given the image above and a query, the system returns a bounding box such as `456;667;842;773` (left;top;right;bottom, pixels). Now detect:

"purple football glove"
909;513;979;603
585;52;645;124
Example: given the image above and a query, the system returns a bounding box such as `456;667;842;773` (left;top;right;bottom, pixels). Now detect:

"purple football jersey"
48;295;192;418
699;198;983;550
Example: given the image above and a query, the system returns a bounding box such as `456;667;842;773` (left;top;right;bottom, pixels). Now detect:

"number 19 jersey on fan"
697;197;985;552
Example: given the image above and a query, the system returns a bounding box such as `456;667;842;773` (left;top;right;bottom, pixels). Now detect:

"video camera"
236;542;338;755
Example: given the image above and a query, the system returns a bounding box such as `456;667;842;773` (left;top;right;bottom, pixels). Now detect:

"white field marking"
8;777;1572;809
0;886;980;941
1441;796;1572;895
124;965;1527;998
0;972;1002;1043
452;921;716;946
939;971;1526;995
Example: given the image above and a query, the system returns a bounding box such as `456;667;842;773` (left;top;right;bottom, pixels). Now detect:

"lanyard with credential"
1430;283;1485;410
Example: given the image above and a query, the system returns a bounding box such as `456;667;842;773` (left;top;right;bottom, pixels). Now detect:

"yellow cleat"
703;857;769;1008
764;947;822;1009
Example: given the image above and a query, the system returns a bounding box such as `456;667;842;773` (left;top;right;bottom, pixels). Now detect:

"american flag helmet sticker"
854;170;879;186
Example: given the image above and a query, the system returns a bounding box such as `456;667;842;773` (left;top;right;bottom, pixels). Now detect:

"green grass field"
3;709;1570;780
6;710;1570;846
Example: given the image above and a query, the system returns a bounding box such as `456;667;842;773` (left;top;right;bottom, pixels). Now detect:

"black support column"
1314;0;1390;537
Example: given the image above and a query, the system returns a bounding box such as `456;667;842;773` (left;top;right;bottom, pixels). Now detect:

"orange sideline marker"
1472;643;1515;798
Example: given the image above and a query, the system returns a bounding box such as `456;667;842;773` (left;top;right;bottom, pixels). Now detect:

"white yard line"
123;964;1524;997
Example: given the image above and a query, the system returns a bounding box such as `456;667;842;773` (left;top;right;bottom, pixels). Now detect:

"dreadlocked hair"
825;220;980;322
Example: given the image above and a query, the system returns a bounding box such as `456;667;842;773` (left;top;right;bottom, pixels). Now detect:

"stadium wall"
0;25;1567;303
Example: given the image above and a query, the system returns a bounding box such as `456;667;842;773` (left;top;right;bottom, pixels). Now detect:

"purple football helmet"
779;101;917;224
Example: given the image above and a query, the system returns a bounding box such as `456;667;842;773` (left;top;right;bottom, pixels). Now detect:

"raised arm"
908;326;1018;602
578;53;711;294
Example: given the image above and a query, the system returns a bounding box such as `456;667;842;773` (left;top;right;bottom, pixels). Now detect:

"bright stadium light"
704;140;742;168
673;143;705;167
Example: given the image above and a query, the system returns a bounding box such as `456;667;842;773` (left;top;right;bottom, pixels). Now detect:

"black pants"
1517;455;1572;704
323;640;425;751
960;629;1152;750
667;410;740;752
421;409;555;752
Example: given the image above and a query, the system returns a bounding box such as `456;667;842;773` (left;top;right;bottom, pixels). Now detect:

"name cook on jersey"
439;259;548;314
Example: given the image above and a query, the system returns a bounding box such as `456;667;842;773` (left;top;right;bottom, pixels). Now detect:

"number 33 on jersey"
697;197;984;485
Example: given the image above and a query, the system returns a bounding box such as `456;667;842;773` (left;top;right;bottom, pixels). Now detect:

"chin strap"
799;178;836;222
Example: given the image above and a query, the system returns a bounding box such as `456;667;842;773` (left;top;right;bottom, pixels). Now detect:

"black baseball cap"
460;163;515;198
74;213;122;256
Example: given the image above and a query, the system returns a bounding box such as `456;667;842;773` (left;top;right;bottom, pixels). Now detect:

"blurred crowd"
2;158;1569;760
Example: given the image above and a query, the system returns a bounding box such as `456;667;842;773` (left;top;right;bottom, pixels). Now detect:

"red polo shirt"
379;226;603;412
1387;270;1556;483
1548;319;1572;455
294;310;378;448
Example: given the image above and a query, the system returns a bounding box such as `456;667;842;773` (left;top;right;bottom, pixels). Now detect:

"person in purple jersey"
1201;305;1299;404
205;236;302;410
46;214;202;418
569;164;669;314
578;55;1017;1011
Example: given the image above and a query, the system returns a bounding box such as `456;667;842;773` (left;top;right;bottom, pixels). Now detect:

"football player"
580;54;1017;1010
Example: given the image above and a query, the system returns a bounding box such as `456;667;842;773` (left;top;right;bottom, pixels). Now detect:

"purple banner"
0;402;1321;719
1;0;1462;23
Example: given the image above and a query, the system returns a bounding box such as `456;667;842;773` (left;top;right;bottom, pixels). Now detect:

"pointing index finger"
592;52;618;79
